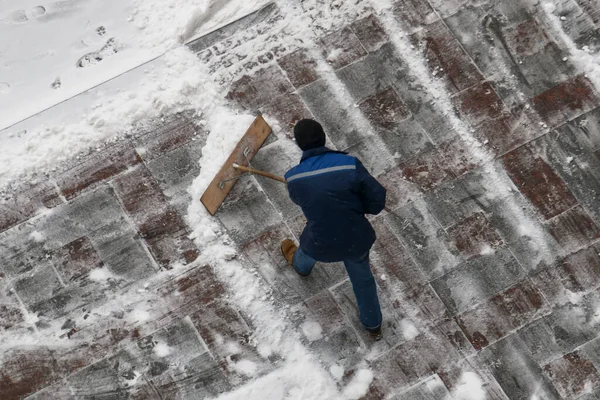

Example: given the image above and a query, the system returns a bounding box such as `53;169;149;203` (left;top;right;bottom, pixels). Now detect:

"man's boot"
281;239;309;277
367;326;383;341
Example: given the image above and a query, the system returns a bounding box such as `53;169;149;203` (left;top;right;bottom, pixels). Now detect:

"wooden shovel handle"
233;164;287;184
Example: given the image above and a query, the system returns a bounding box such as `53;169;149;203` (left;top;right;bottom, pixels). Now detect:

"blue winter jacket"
285;147;387;263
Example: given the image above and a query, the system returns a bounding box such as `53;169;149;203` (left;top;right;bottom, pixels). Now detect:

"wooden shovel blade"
200;115;272;215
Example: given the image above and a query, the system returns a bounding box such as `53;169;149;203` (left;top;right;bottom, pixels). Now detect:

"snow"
0;0;269;131
399;319;420;340
28;230;45;242
451;372;486;400
4;0;597;398
153;342;172;357
330;364;345;380
541;1;600;91
342;369;374;400
230;359;259;377
301;320;324;342
88;267;115;282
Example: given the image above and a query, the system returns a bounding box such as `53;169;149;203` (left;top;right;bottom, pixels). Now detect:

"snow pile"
450;372;486;400
342;369;375;400
0;47;216;189
153;342;172;357
88;267;116;282
301;320;324;342
0;0;268;131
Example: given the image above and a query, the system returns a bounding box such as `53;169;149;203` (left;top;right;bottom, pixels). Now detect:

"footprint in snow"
77;38;120;68
3;6;46;24
31;6;47;18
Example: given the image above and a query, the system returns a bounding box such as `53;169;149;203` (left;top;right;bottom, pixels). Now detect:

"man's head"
293;119;326;151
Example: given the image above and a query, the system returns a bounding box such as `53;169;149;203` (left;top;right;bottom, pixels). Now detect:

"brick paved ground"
2;0;600;399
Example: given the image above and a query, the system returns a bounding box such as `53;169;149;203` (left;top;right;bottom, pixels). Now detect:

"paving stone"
188;303;272;386
298;78;370;150
319;26;368;70
157;265;226;311
350;13;389;53
277;48;320;89
170;351;232;398
479;333;562;400
1;348;61;400
437;357;510;400
533;74;600;127
344;135;396;177
226;65;295;110
50;236;103;283
370;217;428;297
385;199;462;281
217;175;282;245
0;180;63;234
13;261;63;310
399;136;483;192
456;278;548;350
543;351;600;399
503;143;579;220
260;92;314;132
112;165;198;268
242;223;346;305
359;87;411;129
376;165;422;212
25;381;75;400
250;141;302;220
292;291;364;368
530;121;600;227
392;0;439;32
547;205;600;254
335;42;406;102
424;165;561;272
330;279;405;356
546;0;600;48
0;279;24;330
91;224;157;282
530;245;600;306
145;140;203;217
390;375;450;400
452;81;506;127
431;248;526;315
131;111;208;162
369;325;466;394
397;143;455;192
55;141;142;201
447;212;505;260
411;20;484;94
519;289;600;364
500;17;577;94
474;106;545;157
66;349;137;399
334;42;456;145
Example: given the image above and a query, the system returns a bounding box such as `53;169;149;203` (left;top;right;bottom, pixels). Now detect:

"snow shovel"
200;115;287;215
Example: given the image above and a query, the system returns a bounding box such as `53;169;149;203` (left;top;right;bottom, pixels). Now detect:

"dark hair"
293;119;326;151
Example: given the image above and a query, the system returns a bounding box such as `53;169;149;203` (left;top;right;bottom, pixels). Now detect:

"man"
281;119;387;340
